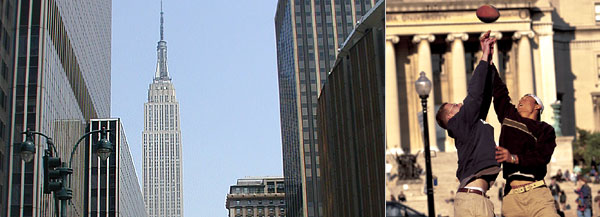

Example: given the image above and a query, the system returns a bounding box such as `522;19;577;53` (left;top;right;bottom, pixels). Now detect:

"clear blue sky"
111;1;282;216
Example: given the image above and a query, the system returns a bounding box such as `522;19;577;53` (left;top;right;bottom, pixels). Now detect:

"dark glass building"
274;0;379;216
5;0;111;216
317;2;384;216
85;119;147;217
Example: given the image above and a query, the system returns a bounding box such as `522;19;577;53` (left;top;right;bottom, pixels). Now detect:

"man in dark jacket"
435;31;500;217
491;46;559;216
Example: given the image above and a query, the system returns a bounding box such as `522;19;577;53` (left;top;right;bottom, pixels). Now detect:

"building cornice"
386;0;537;13
226;193;285;199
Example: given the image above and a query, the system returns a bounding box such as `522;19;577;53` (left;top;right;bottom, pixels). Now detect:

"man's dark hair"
436;102;449;129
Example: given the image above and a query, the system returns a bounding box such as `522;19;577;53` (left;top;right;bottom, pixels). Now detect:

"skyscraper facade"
5;0;111;216
317;2;385;216
274;1;379;216
0;0;17;214
142;5;184;217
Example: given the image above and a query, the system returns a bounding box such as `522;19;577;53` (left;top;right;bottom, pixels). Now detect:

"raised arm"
478;63;496;120
455;61;490;125
492;65;518;123
451;33;495;127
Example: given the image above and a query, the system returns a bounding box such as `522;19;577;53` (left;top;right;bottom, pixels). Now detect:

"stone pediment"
386;8;533;35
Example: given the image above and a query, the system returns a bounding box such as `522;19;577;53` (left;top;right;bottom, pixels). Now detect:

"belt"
509;180;546;194
457;188;485;196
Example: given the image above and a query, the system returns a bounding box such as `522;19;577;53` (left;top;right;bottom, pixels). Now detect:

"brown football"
476;4;500;23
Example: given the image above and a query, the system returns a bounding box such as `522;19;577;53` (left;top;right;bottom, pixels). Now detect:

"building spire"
155;0;170;80
160;0;164;41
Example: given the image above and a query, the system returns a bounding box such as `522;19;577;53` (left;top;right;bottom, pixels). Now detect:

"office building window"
597;54;600;86
593;93;600;132
596;3;600;23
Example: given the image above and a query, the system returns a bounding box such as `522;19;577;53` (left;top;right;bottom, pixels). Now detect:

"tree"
573;128;600;168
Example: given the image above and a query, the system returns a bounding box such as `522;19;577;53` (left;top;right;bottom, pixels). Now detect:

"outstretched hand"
495;146;512;163
480;30;496;64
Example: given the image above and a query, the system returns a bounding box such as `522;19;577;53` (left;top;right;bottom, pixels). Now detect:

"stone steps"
387;151;600;217
386;136;578;216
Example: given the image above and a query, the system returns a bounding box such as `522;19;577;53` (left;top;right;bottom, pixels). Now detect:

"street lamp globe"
415;71;432;99
96;136;113;161
20;138;36;163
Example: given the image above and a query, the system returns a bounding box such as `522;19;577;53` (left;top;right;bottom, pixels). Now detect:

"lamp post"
20;127;113;217
415;71;435;217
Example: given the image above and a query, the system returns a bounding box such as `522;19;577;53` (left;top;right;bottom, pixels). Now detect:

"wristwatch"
510;154;517;164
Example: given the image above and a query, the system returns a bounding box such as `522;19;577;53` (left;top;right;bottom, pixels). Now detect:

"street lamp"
19;127;113;217
415;71;435;217
20;133;36;163
95;128;113;161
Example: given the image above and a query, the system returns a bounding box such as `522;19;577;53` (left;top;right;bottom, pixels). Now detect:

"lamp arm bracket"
22;131;58;155
68;129;112;168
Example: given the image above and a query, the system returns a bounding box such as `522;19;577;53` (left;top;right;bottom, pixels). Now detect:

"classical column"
412;34;437;152
444;33;468;152
386;36;401;151
513;31;535;98
446;33;468;103
536;30;558;125
490;31;502;67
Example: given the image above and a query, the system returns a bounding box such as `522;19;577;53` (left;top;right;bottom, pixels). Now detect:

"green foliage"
573;128;600;167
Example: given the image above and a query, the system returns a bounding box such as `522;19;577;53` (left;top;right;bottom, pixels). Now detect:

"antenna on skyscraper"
160;0;164;41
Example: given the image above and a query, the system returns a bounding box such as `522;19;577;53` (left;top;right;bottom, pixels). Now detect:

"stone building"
225;177;286;217
386;0;600;155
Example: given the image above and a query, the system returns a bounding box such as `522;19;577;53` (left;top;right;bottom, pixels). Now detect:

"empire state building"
142;4;184;217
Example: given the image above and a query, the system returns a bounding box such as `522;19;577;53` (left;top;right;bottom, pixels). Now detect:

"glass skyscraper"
274;1;377;216
5;0;111;216
142;4;184;217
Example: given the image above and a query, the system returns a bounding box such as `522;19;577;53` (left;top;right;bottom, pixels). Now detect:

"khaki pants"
455;192;495;217
502;187;560;217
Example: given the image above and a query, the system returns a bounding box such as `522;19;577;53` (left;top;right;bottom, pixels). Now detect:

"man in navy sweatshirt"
435;31;500;217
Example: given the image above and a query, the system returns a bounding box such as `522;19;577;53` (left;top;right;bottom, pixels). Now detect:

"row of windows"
276;2;302;216
594;3;600;22
232;200;285;206
10;0;42;214
233;207;286;216
145;103;180;131
0;3;14;199
596;54;600;85
285;0;375;216
46;0;97;119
